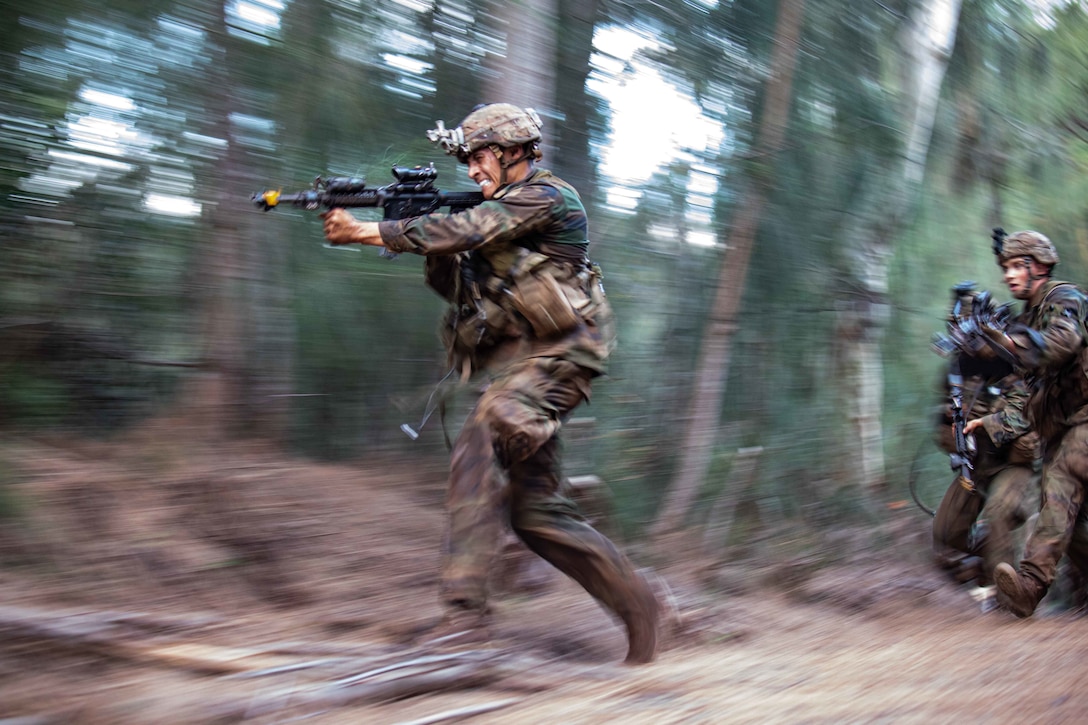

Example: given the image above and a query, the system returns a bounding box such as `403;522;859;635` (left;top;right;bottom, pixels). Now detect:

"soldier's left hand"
321;208;360;245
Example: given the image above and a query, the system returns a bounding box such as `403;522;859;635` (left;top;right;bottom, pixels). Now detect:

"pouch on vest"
449;297;515;352
508;252;582;338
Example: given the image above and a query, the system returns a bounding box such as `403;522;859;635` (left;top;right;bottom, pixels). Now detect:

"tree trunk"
174;1;256;442
835;0;963;493
551;0;600;197
652;0;806;537
484;0;559;159
429;0;484;115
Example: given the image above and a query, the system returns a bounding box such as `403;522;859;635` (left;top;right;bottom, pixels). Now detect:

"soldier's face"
467;148;504;199
1001;256;1045;300
466;147;530;198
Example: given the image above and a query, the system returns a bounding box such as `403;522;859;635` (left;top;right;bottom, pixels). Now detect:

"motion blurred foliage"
2;0;1087;541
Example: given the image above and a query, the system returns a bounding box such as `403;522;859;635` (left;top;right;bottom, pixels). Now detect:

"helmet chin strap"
1016;257;1055;301
1024;256;1050;290
489;144;532;187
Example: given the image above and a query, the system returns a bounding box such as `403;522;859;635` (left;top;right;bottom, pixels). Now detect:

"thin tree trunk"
429;1;483;115
484;0;558;159
174;0;253;441
835;0;963;493
652;0;806;537
551;0;599;196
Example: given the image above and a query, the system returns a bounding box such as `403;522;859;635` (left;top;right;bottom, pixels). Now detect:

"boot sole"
994;563;1037;618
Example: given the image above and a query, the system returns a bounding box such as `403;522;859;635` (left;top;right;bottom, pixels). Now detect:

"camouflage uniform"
378;157;659;661
932;371;1040;585
985;267;1088;616
1003;279;1088;588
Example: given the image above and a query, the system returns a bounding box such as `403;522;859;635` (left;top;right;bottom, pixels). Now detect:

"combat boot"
620;581;662;665
994;562;1046;618
622;610;658;664
953;556;984;585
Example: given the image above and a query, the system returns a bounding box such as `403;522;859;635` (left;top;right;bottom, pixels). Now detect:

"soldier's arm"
980;375;1032;446
379;184;556;256
321;210;385;247
1007;292;1087;371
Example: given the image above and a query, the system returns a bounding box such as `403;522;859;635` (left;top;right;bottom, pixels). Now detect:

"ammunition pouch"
508;252;587;338
441;246;610;376
443;297;518;364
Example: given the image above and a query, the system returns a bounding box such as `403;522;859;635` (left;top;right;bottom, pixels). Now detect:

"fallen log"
208;649;512;720
392;697;523;725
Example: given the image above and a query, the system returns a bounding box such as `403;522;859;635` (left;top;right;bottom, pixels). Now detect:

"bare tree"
652;0;807;536
175;0;264;441
833;0;964;492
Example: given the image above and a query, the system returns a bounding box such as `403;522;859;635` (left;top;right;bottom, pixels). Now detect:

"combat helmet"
992;228;1059;267
427;103;543;164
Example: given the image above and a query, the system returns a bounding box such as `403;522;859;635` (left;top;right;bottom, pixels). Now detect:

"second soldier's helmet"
428;103;543;163
994;229;1060;267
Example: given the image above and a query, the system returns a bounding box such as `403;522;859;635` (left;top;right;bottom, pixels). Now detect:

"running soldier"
931;360;1040;589
321;104;661;661
962;230;1088;616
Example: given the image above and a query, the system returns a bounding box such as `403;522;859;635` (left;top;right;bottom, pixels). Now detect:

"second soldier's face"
467;148;503;199
1002;256;1040;300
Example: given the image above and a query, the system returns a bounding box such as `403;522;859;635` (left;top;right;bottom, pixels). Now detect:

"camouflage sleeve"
1008;288;1088;372
376;183;558;256
981;374;1032;446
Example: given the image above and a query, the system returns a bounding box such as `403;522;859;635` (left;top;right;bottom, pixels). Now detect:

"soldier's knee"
496;430;536;465
479;397;558;466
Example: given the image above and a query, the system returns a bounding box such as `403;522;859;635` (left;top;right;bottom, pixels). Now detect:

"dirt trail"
1;438;1086;724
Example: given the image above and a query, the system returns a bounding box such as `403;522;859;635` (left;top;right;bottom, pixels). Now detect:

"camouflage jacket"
969;371;1033;449
1000;280;1088;442
377;168;615;378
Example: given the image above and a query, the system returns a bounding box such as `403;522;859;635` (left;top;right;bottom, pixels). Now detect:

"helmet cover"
994;229;1059;267
427;103;543;163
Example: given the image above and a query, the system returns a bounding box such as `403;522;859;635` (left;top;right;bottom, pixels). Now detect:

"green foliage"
0;450;24;522
1;368;69;427
6;0;1088;536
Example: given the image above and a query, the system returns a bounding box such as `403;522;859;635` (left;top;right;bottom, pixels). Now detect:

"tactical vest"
1022;280;1088;439
433;175;614;377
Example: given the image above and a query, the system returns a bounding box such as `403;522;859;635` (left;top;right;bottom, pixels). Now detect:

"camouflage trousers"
1021;422;1088;586
933;459;1039;584
441;356;656;626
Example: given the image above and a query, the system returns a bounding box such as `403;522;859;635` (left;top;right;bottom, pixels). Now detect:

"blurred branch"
0;319;200;368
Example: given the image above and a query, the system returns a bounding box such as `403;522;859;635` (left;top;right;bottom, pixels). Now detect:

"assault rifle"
930;282;1014;497
252;164;483;258
931;283;1016;377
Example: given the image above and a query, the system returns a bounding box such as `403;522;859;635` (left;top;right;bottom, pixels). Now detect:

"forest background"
3;0;1088;555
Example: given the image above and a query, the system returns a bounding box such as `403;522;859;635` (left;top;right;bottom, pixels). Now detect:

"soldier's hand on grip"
320;208;359;245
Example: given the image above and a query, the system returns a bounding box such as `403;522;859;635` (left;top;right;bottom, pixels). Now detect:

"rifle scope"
391;165;438;184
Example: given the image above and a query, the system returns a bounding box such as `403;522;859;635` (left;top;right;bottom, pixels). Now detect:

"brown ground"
1;433;1087;724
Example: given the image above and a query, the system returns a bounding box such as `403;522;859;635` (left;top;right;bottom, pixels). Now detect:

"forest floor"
1;432;1087;724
